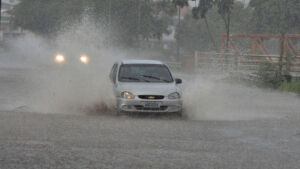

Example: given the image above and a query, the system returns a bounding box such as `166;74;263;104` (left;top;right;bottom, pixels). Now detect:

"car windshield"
118;64;173;83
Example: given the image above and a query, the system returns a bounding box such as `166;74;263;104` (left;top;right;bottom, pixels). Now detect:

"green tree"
172;0;189;28
154;0;177;16
178;0;234;51
249;0;300;74
215;0;234;50
177;13;216;52
192;0;217;50
172;0;189;58
13;0;85;35
176;1;251;52
13;0;170;47
249;0;300;34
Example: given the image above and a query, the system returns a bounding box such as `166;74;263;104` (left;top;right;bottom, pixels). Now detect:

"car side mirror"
175;78;182;84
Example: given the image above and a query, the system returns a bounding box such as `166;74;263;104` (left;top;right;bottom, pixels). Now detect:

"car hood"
117;82;181;96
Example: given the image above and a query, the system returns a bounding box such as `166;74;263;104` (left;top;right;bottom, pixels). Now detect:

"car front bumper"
117;98;182;113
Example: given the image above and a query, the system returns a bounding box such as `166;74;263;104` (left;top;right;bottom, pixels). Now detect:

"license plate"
143;102;160;108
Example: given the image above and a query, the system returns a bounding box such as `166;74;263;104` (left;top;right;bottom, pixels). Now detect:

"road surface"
0;68;300;169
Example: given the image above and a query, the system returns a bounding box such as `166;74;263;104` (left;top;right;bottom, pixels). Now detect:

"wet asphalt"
0;68;300;169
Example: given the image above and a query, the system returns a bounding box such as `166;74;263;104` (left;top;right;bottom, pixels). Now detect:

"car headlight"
168;92;180;99
55;54;65;64
80;55;89;64
121;91;135;99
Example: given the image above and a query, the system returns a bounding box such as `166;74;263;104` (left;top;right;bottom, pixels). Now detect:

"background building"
1;0;21;42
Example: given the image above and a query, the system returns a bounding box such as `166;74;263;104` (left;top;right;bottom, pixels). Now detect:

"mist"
183;76;300;120
1;16;300;121
1;17;120;114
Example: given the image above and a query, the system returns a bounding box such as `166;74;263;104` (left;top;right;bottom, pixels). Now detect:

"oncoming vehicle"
54;53;90;65
110;60;183;116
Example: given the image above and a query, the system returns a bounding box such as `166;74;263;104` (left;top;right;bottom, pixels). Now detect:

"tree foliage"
172;0;188;8
177;1;251;52
13;0;171;46
249;0;300;74
192;0;216;50
13;0;85;35
189;0;234;50
12;0;300;51
192;0;214;19
249;0;300;34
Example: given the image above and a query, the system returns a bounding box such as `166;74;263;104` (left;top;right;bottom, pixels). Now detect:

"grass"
279;80;300;94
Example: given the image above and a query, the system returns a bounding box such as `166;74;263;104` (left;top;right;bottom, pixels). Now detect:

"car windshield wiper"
120;76;149;82
141;75;171;82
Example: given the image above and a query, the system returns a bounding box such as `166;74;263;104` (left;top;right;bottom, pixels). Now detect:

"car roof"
120;59;164;65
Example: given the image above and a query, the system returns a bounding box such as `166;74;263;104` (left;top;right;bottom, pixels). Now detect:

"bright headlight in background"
55;54;65;64
80;55;89;64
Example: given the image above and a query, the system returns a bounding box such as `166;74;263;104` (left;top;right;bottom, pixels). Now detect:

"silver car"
110;60;183;115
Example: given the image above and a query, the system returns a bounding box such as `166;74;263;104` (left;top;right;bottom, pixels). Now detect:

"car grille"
138;95;164;100
134;105;168;111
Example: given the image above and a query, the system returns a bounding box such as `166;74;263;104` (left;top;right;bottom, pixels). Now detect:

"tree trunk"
278;32;285;77
136;0;141;51
204;16;217;51
222;13;231;68
278;0;289;77
177;7;181;61
226;13;230;51
0;0;2;30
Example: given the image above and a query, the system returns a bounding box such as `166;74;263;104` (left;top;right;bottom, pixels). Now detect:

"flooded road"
0;68;300;169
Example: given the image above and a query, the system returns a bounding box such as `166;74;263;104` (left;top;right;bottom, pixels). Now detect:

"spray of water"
183;75;300;120
1;16;300;120
1;16;122;114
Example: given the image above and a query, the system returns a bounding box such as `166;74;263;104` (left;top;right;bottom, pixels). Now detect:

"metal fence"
166;51;300;75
